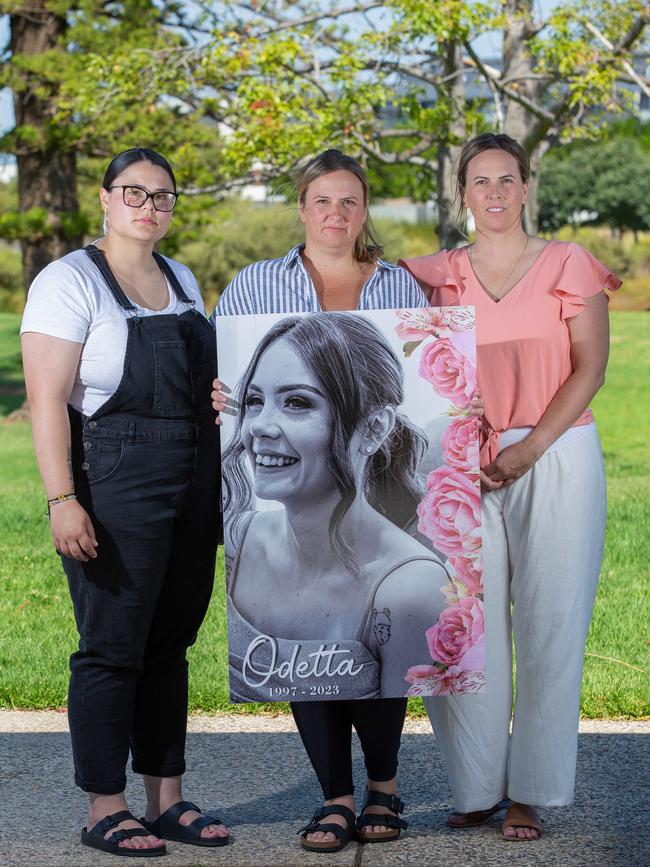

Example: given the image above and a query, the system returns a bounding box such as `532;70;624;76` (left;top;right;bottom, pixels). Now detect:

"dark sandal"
142;800;229;848
298;804;357;852
81;810;166;858
502;803;543;841
356;791;408;843
446;798;510;828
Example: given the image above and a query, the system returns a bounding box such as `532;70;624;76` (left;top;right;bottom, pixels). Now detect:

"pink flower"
396;307;475;342
404;666;486;697
442;416;480;476
448;554;483;595
426;595;485;672
417;465;481;558
418;331;477;407
404;664;438;684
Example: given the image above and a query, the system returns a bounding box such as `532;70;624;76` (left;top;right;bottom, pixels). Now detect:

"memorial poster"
216;307;484;702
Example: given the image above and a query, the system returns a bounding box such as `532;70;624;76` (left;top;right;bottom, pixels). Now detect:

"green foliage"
591;140;650;235
539;135;650;237
0;244;24;315
176;200;304;310
1;0;648;262
531;0;646;141
0;207;89;243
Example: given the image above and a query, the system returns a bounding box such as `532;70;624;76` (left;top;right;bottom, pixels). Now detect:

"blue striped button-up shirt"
211;244;427;317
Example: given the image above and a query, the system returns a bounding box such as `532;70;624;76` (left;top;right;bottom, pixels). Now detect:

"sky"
0;1;558;159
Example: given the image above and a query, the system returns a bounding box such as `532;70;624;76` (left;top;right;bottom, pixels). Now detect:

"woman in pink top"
401;133;621;841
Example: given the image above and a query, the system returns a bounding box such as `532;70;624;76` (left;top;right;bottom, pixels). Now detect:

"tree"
3;3;82;289
1;0;649;291
185;0;649;244
590;139;650;238
539;133;650;239
0;1;228;289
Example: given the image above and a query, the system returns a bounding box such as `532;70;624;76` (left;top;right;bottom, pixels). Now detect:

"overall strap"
152;251;194;304
83;244;137;311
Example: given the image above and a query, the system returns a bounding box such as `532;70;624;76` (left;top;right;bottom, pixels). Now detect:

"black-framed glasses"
109;185;179;212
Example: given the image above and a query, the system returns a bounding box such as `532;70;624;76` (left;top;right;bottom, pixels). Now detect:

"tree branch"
463;40;556;123
349;130;437;172
585;18;650;98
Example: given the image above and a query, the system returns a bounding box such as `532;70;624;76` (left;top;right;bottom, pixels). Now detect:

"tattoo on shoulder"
372;607;392;645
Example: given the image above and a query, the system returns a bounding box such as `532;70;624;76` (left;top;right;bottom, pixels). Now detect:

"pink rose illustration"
396;307;475;342
418;331;477;407
426;595;485;672
448;554;483;595
442;416;480;476
417;465;481;558
404;666;485;697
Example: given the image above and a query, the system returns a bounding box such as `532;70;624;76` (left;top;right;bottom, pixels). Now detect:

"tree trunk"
10;5;82;293
502;0;547;233
436;40;467;250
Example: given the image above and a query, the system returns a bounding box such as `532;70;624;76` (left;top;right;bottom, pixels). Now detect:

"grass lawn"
0;312;648;718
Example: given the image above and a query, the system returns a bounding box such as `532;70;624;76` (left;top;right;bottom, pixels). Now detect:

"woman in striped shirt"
213;150;430;853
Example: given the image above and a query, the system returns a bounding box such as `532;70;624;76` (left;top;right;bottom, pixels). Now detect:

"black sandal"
356;791;408;844
81;810;167;858
142;800;229;847
298;804;357;852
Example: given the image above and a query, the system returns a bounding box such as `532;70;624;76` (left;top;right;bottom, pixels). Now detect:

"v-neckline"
465;240;554;304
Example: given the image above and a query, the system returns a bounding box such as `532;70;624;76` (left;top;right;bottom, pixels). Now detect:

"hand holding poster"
216;307;484;702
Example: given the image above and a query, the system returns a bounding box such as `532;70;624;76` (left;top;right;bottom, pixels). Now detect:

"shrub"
0;243;24;313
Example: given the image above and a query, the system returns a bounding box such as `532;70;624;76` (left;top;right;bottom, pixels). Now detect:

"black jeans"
291;698;407;800
64;413;218;794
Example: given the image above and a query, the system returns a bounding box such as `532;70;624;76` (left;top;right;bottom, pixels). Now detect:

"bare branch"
585;19;650;98
464;40;556;123
613;6;650;53
247;2;385;38
349;130;437;172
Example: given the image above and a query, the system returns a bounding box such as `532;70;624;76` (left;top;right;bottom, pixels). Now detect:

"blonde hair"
296;150;383;264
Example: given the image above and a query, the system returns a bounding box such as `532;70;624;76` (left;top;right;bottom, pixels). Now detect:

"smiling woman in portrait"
222;311;450;703
211;149;445;852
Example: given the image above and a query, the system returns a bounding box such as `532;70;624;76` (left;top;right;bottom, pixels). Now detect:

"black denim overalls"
63;245;220;794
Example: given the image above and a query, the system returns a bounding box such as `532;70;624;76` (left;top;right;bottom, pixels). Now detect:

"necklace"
469;235;530;301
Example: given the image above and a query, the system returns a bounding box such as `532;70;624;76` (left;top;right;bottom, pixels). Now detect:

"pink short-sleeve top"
400;240;621;466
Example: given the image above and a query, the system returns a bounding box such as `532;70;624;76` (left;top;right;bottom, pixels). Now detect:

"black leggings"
291;698;407;800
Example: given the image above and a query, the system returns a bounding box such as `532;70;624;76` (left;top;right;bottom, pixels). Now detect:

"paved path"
0;712;648;866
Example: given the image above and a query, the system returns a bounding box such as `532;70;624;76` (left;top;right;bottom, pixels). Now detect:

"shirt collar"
280;244;305;270
281;244;394;275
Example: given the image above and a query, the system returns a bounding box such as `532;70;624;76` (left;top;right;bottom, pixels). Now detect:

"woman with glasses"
21;148;229;857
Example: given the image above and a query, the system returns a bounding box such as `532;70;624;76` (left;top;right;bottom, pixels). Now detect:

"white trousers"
425;425;606;810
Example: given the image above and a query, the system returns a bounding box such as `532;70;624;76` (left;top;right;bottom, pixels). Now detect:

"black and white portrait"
216;309;484;702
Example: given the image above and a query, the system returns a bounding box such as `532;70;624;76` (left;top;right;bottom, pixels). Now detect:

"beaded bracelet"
46;492;77;518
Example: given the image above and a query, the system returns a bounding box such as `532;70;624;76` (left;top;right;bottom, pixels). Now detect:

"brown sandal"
446;799;509;828
502;803;543;841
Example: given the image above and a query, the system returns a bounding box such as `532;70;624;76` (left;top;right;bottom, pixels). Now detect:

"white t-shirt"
21;248;206;416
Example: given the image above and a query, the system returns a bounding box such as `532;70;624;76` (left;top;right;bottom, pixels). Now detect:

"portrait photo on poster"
216;307;485;703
